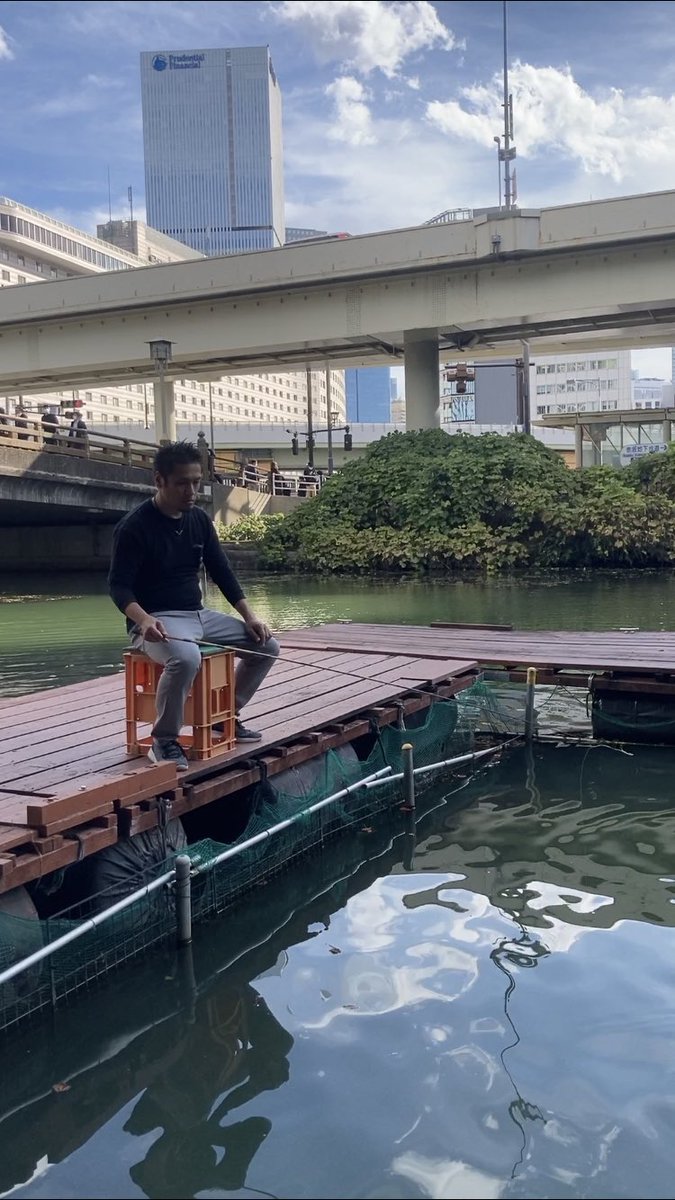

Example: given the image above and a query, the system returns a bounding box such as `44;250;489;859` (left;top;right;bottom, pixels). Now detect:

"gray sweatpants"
132;608;280;741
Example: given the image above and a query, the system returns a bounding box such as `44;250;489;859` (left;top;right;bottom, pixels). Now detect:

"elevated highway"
1;189;675;431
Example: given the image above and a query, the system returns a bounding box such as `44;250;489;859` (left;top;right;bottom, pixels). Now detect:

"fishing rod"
146;633;513;730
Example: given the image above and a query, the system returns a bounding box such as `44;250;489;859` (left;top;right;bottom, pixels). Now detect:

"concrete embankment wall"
211;482;301;524
0;484;291;572
2;524;116;572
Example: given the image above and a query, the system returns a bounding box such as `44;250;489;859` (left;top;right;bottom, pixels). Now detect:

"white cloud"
426;63;675;183
272;0;457;78
283;99;491;236
407;76;421;91
34;93;100;117
326;76;376;146
0;24;14;60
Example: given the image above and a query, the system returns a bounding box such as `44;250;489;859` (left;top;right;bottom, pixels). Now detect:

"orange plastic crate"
124;645;236;760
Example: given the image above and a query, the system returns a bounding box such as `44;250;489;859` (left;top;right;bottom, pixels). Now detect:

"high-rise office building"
345;367;392;423
140;46;284;255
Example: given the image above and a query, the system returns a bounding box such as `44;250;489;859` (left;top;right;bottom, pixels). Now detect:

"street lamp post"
208;380;215;451
305;366;315;467
148;339;174;444
325;366;335;476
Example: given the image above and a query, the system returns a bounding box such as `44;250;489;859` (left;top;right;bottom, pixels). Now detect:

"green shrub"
255;430;675;574
216;512;285;544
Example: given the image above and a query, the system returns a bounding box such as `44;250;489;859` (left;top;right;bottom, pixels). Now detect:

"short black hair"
154;440;202;478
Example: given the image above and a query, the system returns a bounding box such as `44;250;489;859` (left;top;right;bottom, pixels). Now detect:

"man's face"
156;462;202;511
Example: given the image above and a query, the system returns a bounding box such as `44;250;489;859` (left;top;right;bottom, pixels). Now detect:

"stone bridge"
0;443;154;572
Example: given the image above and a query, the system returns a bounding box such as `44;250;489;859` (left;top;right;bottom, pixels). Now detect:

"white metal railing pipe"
361;743;505;791
0;867;175;990
195;765;393;873
0;765;402;996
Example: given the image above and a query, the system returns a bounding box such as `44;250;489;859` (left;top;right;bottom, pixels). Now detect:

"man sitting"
109;441;280;771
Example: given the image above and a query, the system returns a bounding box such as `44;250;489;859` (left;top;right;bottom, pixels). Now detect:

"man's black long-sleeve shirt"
109;499;245;629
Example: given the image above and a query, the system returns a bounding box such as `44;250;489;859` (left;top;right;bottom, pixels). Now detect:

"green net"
0;678;519;1032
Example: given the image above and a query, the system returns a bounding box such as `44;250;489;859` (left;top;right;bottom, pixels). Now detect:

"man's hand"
138;615;169;643
244;615;272;644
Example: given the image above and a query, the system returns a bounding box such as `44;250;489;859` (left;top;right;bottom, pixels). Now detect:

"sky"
0;0;674;376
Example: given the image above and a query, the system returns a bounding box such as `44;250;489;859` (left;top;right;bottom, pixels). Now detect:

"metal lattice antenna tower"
496;0;517;209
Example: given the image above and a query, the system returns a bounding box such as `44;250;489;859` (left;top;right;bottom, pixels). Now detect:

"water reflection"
490;929;549;1180
125;975;291;1199
4;743;675;1198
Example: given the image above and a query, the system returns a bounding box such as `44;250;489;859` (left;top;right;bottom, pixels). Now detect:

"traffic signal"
291;433;299;455
344;425;353;451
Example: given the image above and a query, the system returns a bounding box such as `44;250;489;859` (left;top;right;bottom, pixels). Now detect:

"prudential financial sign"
152;53;205;71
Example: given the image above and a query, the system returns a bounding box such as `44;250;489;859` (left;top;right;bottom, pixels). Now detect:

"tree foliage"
216;512;284;544
259;431;675;573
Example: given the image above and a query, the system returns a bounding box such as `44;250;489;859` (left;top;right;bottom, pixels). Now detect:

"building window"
17;275;26;284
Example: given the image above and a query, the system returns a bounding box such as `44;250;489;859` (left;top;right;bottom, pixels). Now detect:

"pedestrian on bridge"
109;440;279;772
67;410;88;450
14;405;29;441
41;408;60;447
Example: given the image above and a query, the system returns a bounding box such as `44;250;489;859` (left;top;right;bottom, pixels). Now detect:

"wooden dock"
2;619;675;898
283;623;675;684
0;636;479;895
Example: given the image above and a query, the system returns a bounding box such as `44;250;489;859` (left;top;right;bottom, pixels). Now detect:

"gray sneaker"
212;719;263;742
148;738;189;772
235;718;263;743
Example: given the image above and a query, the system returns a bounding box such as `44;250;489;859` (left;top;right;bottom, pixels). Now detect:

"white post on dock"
175;855;193;946
402;742;415;810
525;667;537;740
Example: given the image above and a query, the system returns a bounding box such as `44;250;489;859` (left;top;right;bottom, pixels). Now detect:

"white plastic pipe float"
198;765;393;872
362;742;505;791
0;868;176;990
0;766;393;995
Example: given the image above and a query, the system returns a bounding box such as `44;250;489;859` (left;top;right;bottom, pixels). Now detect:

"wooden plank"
0;824;36;852
35;799;116;837
280;625;675;674
243;655;424;720
0;841;80;892
23;763;177;824
0;795;38;825
430;621;514;631
2;656;478;796
0;671;124;714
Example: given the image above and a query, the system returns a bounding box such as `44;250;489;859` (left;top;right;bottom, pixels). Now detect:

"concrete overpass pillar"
663;418;672;444
404;330;440;429
153;377;176;444
574;423;583;469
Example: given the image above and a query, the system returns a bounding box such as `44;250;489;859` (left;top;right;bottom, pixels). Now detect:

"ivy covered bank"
257;430;675;574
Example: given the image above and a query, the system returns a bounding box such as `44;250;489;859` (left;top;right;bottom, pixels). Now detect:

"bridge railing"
0;416;156;470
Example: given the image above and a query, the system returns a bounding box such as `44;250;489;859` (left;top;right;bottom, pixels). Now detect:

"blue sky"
1;0;674;375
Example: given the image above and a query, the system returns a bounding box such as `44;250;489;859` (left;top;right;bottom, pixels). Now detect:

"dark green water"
2;568;675;697
3;743;675;1200
2;572;675;1199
